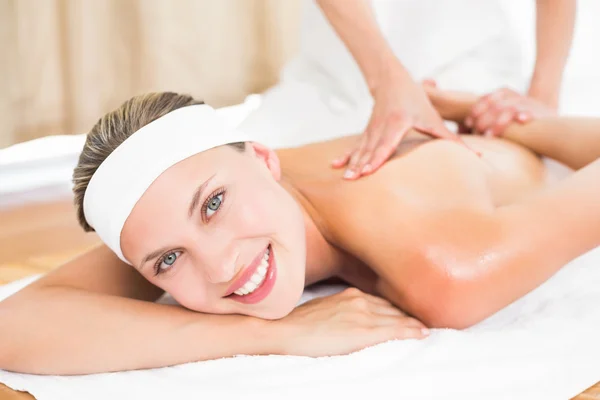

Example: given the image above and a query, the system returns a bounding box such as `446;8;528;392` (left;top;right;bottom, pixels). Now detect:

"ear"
248;142;282;181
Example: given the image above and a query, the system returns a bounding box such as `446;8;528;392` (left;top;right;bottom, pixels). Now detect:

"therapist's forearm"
315;0;411;94
528;0;576;107
428;90;600;170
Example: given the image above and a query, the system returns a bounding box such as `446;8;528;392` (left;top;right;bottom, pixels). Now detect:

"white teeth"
233;247;271;296
243;281;257;292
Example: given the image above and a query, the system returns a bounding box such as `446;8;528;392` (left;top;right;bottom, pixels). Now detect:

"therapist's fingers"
467;93;493;122
352;120;388;177
465;100;488;130
365;122;412;175
474;103;503;136
342;133;371;179
343;149;363;180
516;110;532;123
466;90;506;129
331;148;353;169
332;136;363;169
489;107;516;137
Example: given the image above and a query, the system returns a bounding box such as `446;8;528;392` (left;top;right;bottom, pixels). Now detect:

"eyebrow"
138;247;171;271
188;174;215;218
138;174;215;271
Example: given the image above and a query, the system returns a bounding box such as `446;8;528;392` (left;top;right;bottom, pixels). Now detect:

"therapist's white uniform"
240;0;525;148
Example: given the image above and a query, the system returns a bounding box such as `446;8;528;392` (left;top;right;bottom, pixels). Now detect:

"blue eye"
205;193;223;217
155;251;181;275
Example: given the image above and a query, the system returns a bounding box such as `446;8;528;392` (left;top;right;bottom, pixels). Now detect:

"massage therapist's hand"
273;288;429;357
465;87;557;137
331;67;462;180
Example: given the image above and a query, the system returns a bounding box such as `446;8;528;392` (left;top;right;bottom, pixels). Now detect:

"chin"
256;303;296;320
257;281;305;320
262;298;300;320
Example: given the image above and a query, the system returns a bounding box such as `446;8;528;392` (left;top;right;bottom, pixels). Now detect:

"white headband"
83;104;250;264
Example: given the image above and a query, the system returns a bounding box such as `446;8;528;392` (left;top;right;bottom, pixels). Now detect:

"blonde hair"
72;92;245;231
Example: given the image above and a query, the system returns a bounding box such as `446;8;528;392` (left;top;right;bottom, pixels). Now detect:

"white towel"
1;245;600;400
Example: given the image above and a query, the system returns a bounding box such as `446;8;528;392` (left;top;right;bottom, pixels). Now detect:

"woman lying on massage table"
0;88;598;375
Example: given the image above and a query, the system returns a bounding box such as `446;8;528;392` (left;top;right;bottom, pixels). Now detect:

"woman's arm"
528;0;576;107
401;104;600;328
0;245;424;374
315;0;404;94
0;245;269;374
425;157;600;329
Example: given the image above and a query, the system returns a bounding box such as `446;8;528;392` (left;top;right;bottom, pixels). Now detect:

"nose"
195;241;238;284
203;259;237;284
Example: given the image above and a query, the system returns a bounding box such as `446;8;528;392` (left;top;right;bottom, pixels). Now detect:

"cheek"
155;270;215;312
236;186;305;246
234;192;281;233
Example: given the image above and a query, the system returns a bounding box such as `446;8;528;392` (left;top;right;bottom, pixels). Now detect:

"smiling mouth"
227;244;277;304
233;247;270;296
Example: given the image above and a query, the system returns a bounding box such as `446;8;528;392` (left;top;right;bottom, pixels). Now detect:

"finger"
474;107;501;135
489;108;516;137
516;111;532;123
356;110;412;176
331;149;353;169
400;316;428;330
380;316;429;331
467;100;492;130
469;94;494;119
468;89;507;128
355;126;387;177
332;137;362;169
373;322;429;340
365;121;412;173
373;306;405;317
343;116;382;179
344;133;372;179
343;149;363;180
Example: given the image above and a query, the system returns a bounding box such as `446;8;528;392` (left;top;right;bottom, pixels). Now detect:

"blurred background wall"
1;0;599;150
0;0;301;148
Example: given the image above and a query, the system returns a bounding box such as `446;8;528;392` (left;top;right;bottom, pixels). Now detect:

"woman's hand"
331;70;462;180
272;288;429;357
465;88;557;137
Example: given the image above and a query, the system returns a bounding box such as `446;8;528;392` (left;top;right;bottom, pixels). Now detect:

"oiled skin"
278;131;548;323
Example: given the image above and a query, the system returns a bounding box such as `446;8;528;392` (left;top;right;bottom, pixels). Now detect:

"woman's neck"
279;176;347;286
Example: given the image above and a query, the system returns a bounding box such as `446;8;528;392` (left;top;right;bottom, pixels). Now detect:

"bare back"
277;133;550;293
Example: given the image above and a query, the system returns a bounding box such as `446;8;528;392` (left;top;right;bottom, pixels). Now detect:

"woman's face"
120;143;306;319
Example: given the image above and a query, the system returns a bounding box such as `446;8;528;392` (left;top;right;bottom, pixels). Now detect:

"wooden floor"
0;186;598;400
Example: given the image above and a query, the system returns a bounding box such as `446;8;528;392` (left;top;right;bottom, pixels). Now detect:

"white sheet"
1;245;600;399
